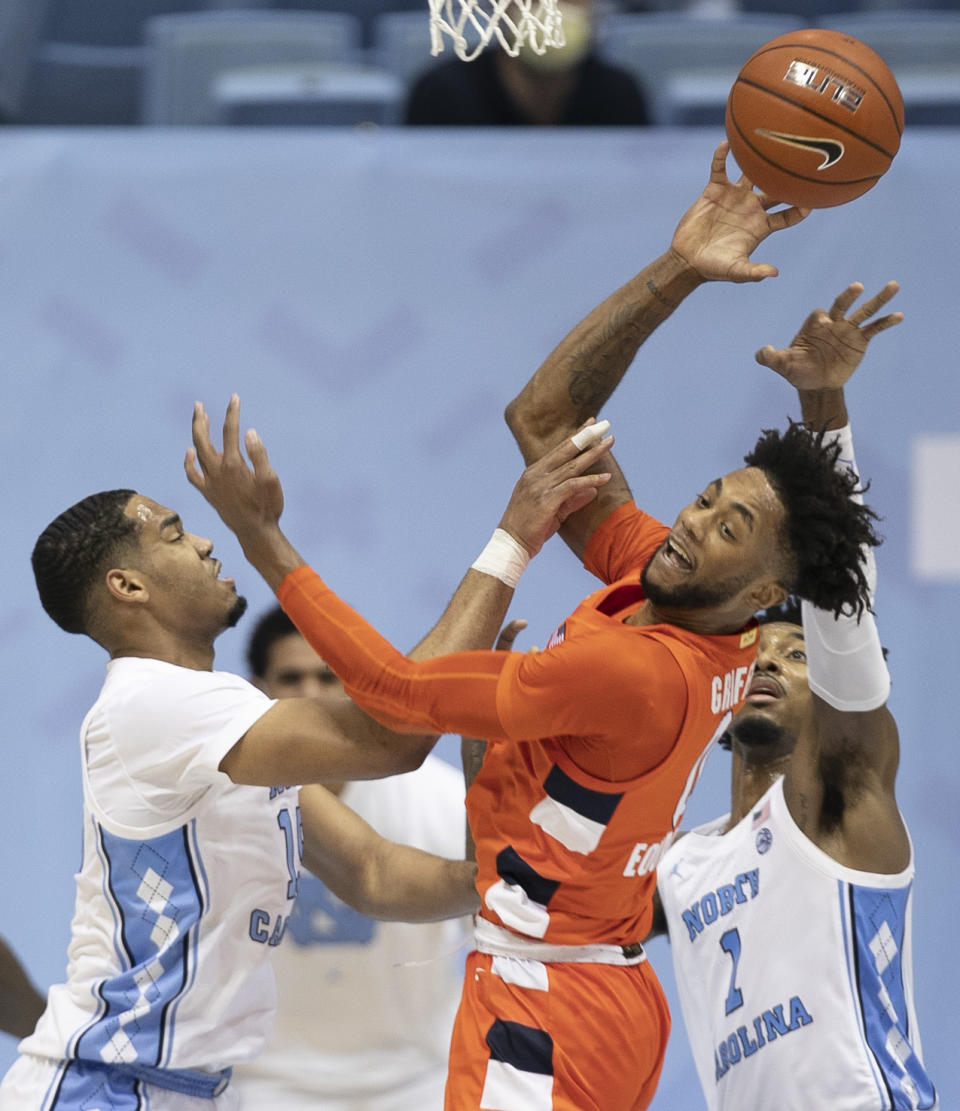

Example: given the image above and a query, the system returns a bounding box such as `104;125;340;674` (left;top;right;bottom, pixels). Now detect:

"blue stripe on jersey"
158;817;208;1068
75;823;204;1070
496;846;560;908
849;883;937;1109
49;1059;143;1110
542;765;624;825
838;883;888;1108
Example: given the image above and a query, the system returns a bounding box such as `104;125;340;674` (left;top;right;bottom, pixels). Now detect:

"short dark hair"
246;604;298;679
745;422;881;618
32;490;139;635
757;597;802;627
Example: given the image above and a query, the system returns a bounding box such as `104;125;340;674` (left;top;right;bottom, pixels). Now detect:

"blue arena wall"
0;128;956;1106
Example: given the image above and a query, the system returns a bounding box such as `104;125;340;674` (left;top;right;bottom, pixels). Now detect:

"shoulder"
583;500;667;584
106;657;260;695
101;658;270;745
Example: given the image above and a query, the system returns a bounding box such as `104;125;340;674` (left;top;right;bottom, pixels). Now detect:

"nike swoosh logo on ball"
755;129;845;170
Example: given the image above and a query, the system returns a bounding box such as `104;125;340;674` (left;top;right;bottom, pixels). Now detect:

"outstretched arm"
760;282;908;873
299;784;478;921
188;398;613;787
506;140;808;559
187;397;685;770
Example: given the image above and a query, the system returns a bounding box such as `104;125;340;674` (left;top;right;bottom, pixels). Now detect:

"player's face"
124;495;247;634
261;634;340;701
642;467;787;611
735;621;812;738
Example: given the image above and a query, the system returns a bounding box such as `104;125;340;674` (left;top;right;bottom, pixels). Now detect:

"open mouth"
662;535;693;572
745;674;783;705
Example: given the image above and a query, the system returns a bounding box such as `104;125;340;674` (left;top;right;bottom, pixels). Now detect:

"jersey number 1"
720;927;743;1015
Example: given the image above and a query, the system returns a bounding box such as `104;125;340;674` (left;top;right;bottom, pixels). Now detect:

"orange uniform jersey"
277;501;758;948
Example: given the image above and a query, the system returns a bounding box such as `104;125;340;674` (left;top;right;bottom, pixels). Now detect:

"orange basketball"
725;27;904;208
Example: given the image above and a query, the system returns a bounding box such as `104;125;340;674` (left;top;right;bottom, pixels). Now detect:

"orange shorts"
444;950;670;1111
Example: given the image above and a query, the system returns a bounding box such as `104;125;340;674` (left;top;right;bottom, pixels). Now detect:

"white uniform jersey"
7;658;299;1105
657;776;937;1111
235;755;469;1109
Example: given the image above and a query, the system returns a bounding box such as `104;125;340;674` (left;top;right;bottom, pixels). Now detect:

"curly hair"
744;421;881;618
246;604;298;679
31;490;138;636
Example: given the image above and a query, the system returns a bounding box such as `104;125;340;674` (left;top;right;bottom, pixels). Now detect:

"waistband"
71;1057;232;1099
474;917;646;966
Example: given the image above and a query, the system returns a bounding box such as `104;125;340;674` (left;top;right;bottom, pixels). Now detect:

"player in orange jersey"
185;143;880;1111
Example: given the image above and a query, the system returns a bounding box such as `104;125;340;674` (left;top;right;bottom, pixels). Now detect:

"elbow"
504;395;537;444
504;398;549;464
504;395;522;434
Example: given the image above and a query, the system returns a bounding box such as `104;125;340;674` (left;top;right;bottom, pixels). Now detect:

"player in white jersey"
235;608;469;1110
3;432;611;1111
653;281;938;1110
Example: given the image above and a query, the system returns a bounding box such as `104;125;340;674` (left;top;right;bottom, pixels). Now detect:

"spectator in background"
405;0;650;126
234;606;469;1111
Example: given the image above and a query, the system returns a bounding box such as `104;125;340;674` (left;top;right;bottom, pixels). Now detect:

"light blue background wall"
0;127;956;1107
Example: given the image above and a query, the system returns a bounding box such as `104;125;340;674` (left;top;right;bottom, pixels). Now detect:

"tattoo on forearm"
567;360;619;418
645;277;678;310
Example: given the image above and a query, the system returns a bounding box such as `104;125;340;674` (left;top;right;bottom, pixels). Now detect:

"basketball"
725;27;904;209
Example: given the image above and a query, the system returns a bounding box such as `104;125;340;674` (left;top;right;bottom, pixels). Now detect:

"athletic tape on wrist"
471;529;530;588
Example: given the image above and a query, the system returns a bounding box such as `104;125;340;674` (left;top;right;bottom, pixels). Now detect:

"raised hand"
755;281;902;392
184;396;301;589
671;141;809;284
499;418;614;556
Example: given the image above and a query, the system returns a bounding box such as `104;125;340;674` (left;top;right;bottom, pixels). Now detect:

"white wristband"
471;529;530;588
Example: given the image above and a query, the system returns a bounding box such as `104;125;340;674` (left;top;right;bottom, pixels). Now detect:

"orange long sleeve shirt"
278;502;757;945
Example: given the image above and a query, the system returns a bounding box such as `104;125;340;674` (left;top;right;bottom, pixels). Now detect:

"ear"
104;567;149;606
749;577;789;612
250;675;270;695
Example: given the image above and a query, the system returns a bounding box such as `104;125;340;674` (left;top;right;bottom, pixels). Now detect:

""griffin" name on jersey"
711;665;752;714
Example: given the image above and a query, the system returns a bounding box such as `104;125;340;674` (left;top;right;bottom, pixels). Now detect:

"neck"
728;746;792;827
624;598;751;636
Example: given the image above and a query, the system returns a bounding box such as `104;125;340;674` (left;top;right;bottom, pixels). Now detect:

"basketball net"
428;0;566;62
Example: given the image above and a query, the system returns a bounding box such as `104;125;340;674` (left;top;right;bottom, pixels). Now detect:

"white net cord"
428;0;566;63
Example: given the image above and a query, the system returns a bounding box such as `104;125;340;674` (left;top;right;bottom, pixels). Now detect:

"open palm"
755;281;902;391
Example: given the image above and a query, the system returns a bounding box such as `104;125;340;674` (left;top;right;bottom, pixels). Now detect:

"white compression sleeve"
800;424;890;712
